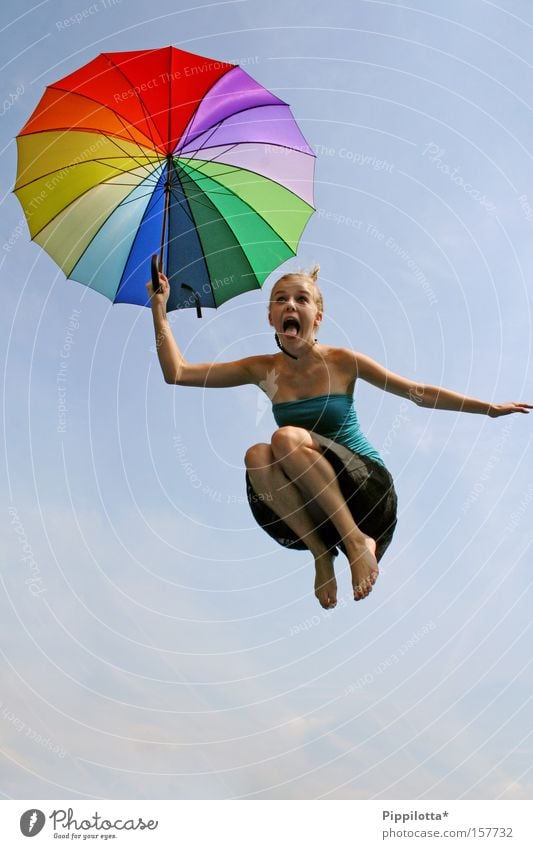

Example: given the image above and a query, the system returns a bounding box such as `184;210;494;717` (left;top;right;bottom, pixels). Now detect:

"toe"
316;591;331;609
316;584;337;609
354;578;373;601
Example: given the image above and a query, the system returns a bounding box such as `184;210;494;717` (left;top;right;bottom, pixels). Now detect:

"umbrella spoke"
91;131;164;181
104;53;167;155
176;118;228;170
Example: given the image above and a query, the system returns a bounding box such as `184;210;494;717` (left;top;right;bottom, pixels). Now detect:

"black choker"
274;333;317;360
274;333;298;359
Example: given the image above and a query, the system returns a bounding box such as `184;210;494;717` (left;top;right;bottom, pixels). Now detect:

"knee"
270;426;307;460
244;442;272;470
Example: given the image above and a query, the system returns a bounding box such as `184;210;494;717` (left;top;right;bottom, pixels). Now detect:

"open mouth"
282;317;300;337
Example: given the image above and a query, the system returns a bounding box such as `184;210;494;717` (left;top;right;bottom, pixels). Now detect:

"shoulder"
318;345;359;374
317;347;396;383
244;353;282;383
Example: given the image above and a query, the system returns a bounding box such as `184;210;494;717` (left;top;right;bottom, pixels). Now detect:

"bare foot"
346;536;379;601
314;550;338;609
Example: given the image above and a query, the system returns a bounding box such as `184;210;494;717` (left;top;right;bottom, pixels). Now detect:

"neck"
275;333;317;361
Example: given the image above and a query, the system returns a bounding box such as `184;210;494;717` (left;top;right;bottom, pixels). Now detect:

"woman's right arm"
147;273;262;388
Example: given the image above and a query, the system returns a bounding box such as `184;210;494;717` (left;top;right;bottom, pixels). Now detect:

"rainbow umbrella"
14;47;315;313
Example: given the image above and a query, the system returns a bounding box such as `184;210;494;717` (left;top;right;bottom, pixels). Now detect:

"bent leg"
270;427;379;600
245;442;337;609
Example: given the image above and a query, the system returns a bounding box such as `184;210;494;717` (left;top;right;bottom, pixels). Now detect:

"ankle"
342;530;369;554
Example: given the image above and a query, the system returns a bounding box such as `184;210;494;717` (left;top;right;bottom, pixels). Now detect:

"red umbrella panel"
14;47;316;312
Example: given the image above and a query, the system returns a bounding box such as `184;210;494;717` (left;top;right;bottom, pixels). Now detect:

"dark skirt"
246;432;398;562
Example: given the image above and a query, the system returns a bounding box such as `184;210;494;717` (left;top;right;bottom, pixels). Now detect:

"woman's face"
268;276;323;352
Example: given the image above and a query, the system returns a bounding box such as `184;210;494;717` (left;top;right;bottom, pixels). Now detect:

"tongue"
284;326;298;337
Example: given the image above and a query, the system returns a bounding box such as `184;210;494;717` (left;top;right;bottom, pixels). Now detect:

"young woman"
147;266;531;610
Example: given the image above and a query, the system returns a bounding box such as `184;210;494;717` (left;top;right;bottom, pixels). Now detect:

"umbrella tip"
181;283;202;318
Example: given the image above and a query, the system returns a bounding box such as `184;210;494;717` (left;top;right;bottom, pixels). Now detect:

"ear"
314;309;323;328
268;309;274;327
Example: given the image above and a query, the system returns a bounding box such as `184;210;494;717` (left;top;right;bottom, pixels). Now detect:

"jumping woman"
147;265;531;610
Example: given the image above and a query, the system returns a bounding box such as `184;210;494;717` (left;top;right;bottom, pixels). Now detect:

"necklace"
274;333;317;360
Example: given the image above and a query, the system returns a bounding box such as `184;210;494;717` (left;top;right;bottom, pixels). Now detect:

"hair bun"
307;263;320;282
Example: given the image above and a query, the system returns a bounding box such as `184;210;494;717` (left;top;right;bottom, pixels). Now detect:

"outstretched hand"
488;402;533;417
146;271;170;305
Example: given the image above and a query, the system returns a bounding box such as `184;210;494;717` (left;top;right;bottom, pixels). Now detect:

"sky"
1;0;532;801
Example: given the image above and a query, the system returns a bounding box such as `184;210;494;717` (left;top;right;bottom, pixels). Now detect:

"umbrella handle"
151;254;161;294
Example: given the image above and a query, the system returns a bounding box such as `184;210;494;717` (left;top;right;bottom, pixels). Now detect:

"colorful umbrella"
14;47;315;313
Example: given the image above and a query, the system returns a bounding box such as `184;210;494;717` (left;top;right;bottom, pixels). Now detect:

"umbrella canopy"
14;47;316;312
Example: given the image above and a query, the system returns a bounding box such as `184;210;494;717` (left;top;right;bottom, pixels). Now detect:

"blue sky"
1;0;532;800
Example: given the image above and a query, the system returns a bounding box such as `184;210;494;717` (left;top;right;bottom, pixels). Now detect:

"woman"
147;266;531;610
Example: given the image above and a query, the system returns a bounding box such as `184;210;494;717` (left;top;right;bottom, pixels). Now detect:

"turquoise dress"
246;392;397;561
272;392;384;466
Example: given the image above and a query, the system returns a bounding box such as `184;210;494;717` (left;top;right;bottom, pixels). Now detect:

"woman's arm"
350;351;532;418
147;274;263;388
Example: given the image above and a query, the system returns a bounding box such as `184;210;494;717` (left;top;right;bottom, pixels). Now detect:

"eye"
298;296;308;302
276;296;286;302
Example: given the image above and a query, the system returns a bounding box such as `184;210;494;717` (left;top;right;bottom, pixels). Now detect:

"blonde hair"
270;263;323;311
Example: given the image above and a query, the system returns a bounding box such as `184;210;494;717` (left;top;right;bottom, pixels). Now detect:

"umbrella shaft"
158;156;173;272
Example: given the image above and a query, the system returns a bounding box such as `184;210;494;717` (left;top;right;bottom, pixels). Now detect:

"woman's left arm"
350;351;532;418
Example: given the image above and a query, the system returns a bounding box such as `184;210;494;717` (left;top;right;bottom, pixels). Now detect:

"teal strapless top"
272;393;384;466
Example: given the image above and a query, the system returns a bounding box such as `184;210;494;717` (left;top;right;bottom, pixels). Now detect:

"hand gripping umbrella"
14;47;315;315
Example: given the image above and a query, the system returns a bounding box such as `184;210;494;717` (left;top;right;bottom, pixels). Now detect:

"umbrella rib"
168;195;197;227
179;159;315;210
14;157;162;193
91;157;163;182
108;187;161;207
178;103;312;157
177;158;315;207
176;64;235;152
96;85;166;171
176;117;228;170
176;142;241;175
46;85;166;170
178;163;311;256
167;177;225;220
184;142;316;161
14;140;160;193
102;53;167;155
164;161;214;301
90;151;162;183
166;163;201;229
170;159;230;223
113;180;167;305
69;175;166;287
184;139;316;159
175;168;260;303
88;123;165;179
28;166;164;242
177;159;260;183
